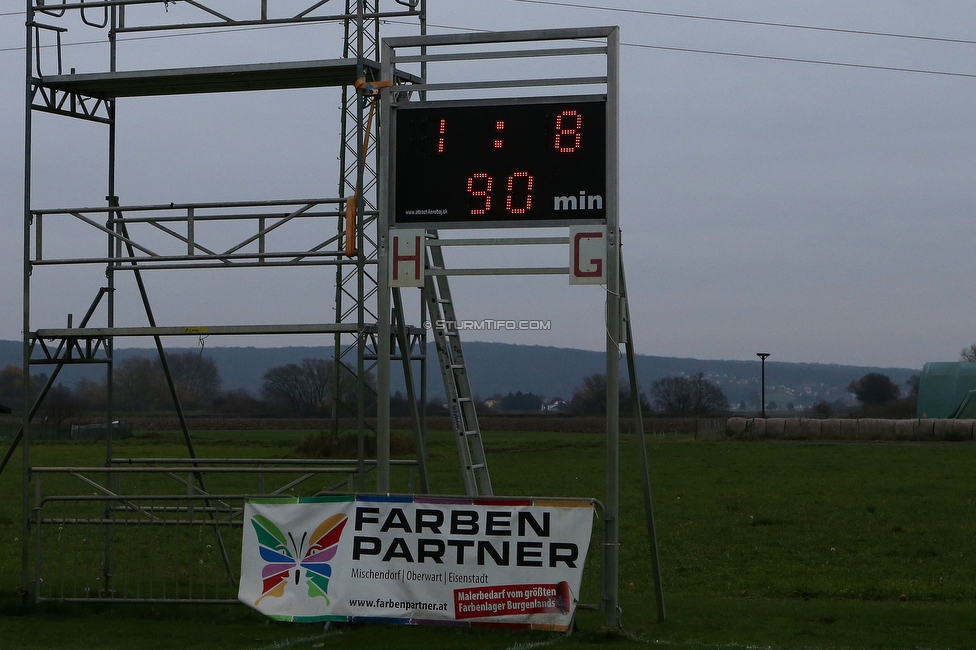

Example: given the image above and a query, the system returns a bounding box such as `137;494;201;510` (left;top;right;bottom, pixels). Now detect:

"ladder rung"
428;261;492;494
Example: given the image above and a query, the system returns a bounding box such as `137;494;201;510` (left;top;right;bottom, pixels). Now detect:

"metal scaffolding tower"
17;0;426;600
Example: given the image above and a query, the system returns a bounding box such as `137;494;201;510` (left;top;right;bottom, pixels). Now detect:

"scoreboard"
393;97;607;227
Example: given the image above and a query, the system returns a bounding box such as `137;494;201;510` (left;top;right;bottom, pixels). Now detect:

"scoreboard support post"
376;227;392;496
603;25;622;627
377;26;661;628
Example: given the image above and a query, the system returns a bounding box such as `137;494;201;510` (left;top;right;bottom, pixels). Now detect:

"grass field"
1;427;975;649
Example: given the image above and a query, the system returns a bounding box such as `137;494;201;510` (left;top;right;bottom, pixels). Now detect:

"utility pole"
757;353;770;418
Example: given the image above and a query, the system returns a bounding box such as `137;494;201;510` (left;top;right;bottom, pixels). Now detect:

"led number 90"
455;109;584;216
466;171;534;216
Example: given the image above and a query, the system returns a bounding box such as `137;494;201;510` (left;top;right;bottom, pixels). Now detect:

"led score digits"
462;112;580;216
394;98;607;226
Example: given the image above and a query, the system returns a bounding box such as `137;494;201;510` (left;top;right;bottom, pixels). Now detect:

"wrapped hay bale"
839;419;859;439
799;418;823;439
745;418;766;439
739;418;765;440
764;418;786;438
878;419;896;439
821;419;842;439
935;419;974;441
962;420;976;440
858;418;896;439
783;417;801;438
726;417;748;437
914;419;935;441
893;420;915;441
857;418;883;440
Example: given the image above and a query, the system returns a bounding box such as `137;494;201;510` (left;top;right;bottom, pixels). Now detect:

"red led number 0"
506;171;533;214
554;110;582;153
467;172;534;216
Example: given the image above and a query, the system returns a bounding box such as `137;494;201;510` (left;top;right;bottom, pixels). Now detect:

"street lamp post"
757;353;770;418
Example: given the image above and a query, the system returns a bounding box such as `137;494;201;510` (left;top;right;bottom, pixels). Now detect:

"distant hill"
1;339;919;410
457;343;919;409
0;341;18;367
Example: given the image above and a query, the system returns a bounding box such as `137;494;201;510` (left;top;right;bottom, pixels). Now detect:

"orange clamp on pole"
344;78;393;259
354;77;394;93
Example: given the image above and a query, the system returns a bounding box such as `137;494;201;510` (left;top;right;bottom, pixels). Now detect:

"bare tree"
569;374;607;415
905;374;921;399
159;352;221;409
962;344;976;362
40;384;83;427
262;358;335;414
650;372;729;413
75;377;106;411
70;352;223;413
0;364;45;412
569;373;648;415
331;361;375;410
689;371;730;412
114;357;167;411
649;376;694;412
263;363;318;413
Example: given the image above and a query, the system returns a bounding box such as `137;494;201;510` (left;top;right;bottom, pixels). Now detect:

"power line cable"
7;1;976;46
393;18;976;81
627;42;976;80
3;10;976;81
513;0;976;47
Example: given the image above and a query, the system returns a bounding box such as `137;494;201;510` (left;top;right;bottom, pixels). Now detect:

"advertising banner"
239;495;595;630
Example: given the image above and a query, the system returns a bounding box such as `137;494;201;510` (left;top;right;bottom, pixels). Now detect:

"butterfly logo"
251;513;348;606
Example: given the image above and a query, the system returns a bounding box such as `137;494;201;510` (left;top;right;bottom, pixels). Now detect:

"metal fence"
32;458;418;603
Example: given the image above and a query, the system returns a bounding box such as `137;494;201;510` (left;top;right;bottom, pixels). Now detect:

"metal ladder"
424;233;493;496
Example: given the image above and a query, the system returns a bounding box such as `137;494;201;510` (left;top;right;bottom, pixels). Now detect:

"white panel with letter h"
390;230;426;288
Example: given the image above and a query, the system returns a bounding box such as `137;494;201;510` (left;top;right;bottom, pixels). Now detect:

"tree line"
0;353;225;425
0;356;737;423
4;354;931;422
558;371;729;415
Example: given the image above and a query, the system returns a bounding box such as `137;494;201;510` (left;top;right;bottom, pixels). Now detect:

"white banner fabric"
239;495;594;630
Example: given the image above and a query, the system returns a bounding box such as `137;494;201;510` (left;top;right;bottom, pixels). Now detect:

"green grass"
2;430;976;648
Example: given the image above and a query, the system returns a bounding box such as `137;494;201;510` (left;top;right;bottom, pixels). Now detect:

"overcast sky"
4;0;976;369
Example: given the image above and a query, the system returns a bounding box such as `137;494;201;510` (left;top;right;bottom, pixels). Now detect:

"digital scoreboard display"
394;97;607;226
